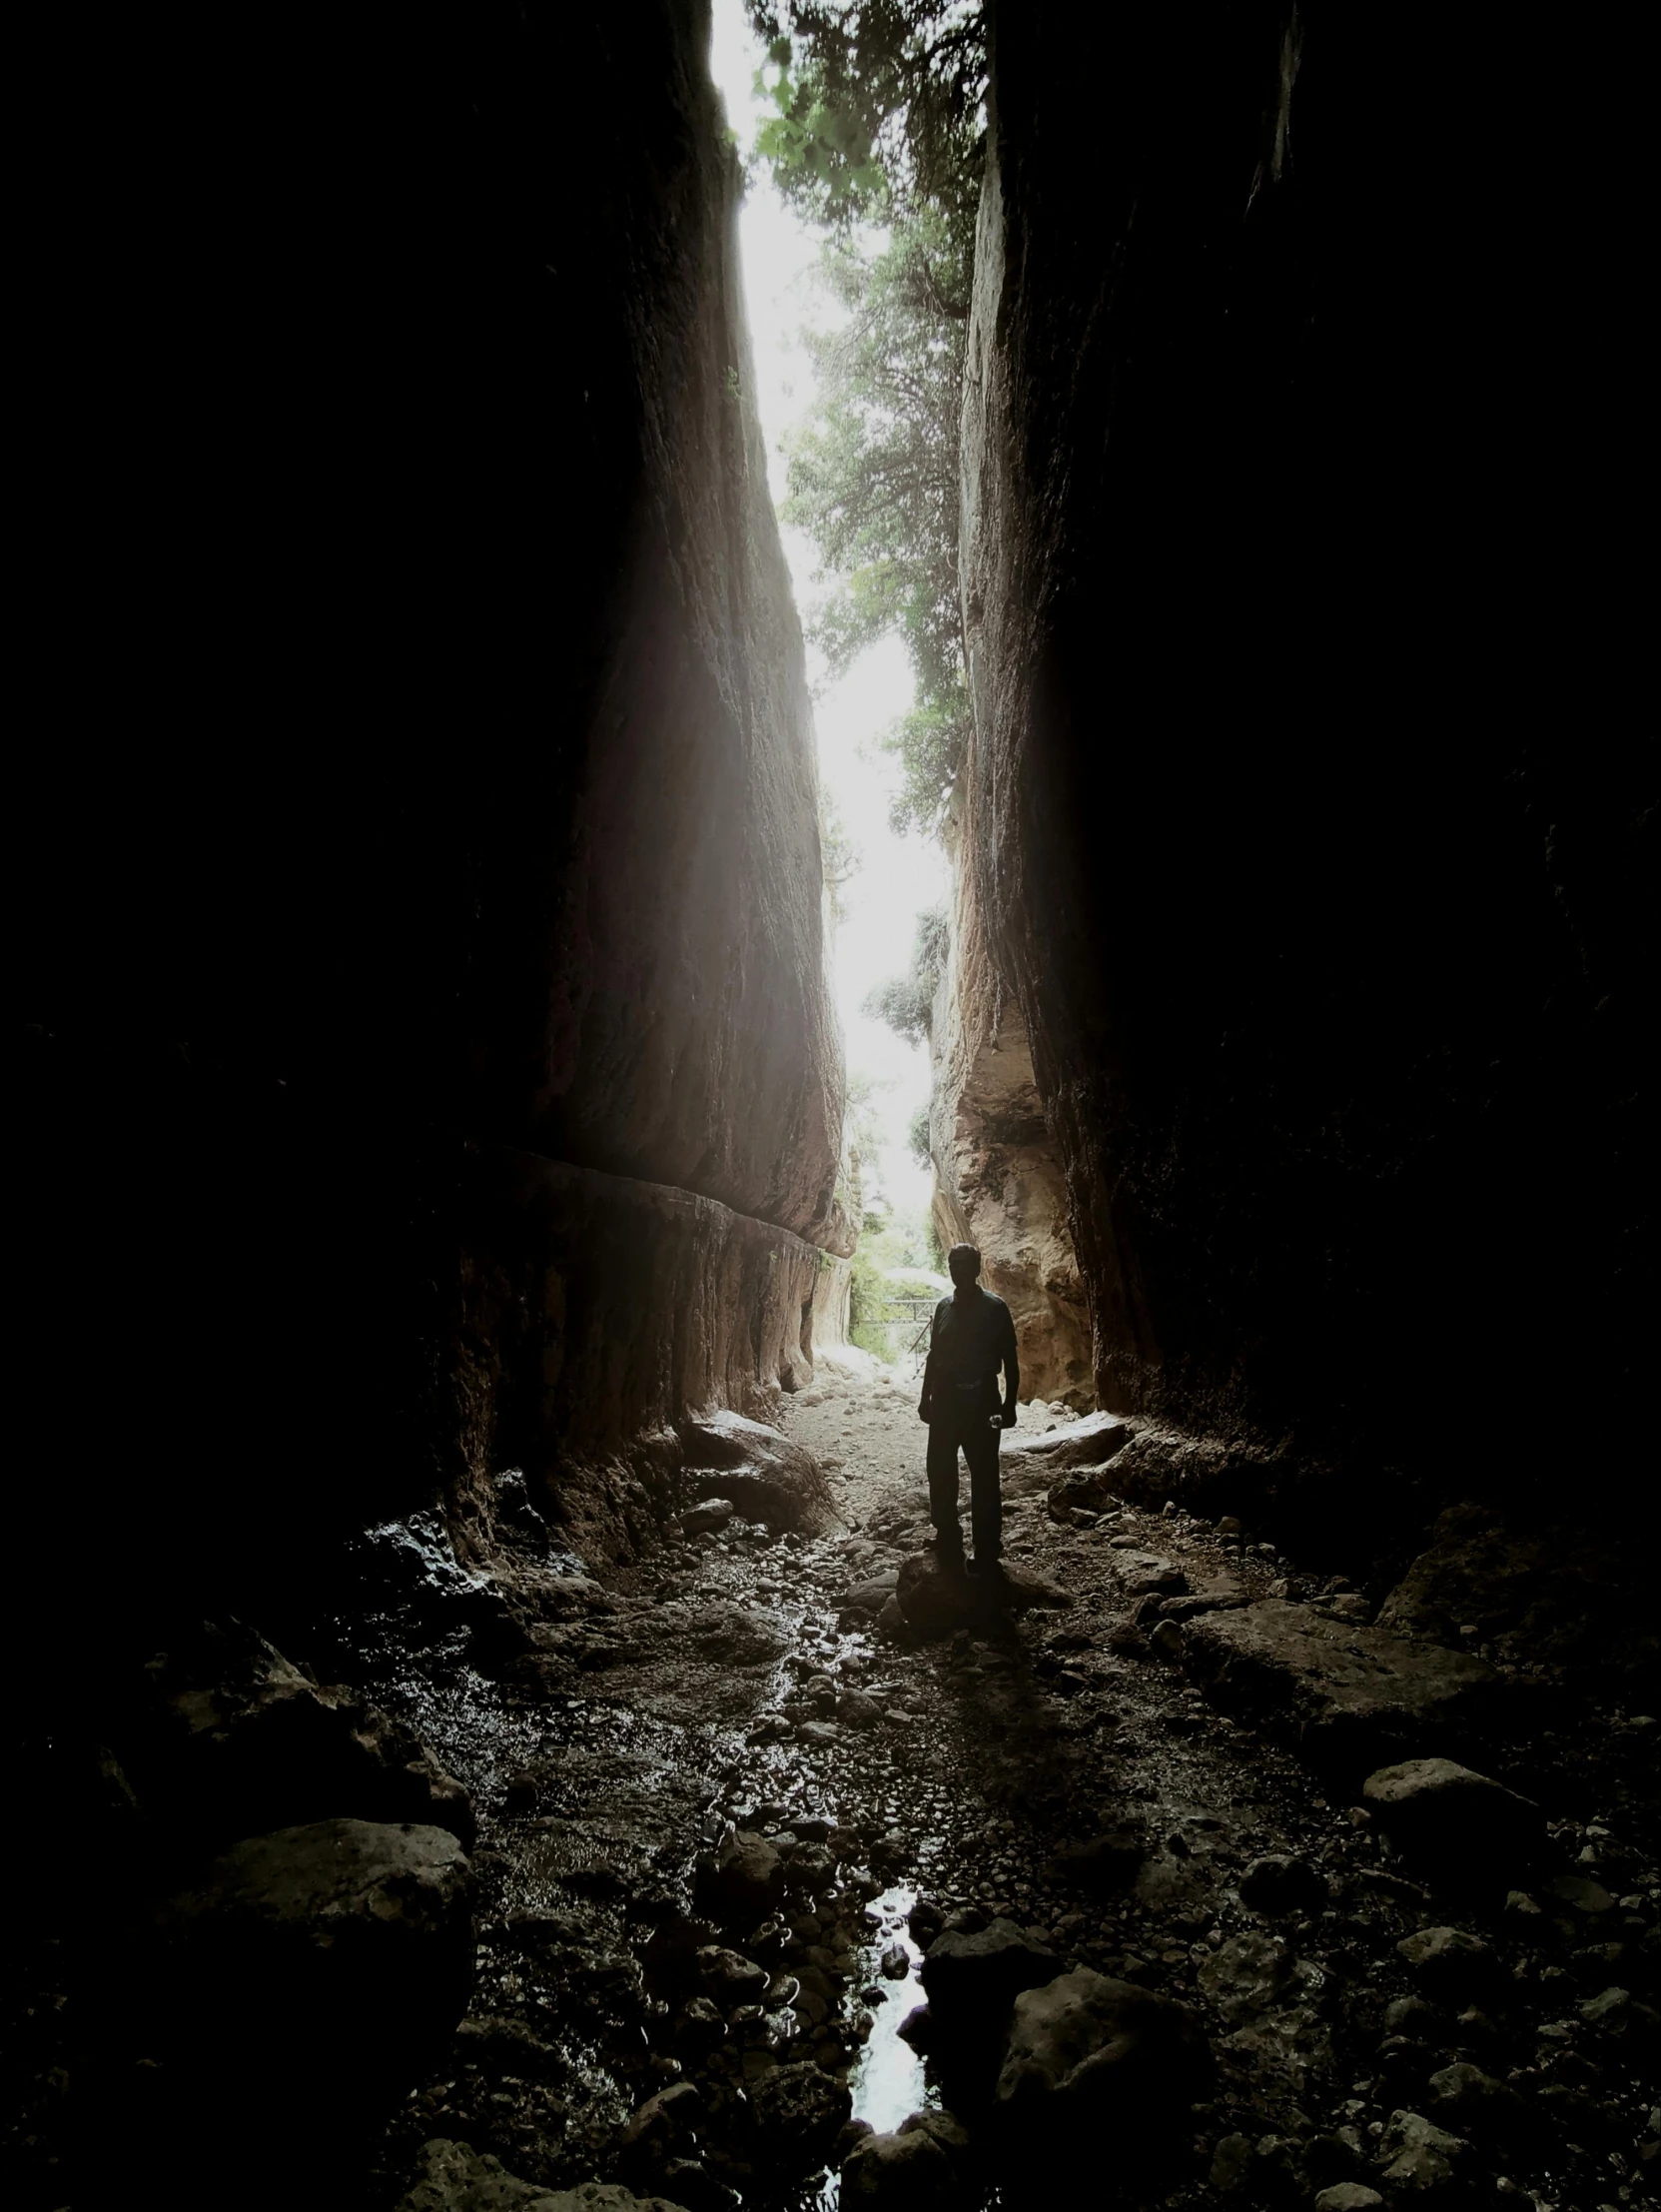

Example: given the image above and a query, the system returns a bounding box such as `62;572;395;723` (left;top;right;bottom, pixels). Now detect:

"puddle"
846;1883;931;2135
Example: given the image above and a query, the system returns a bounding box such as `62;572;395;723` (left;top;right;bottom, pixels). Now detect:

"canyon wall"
928;818;1092;1407
15;0;847;1653
958;0;1653;1540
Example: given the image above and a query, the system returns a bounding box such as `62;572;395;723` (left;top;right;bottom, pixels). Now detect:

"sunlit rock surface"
927;832;1091;1407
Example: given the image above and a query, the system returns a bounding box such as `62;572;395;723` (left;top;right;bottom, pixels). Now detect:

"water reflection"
846;1882;931;2135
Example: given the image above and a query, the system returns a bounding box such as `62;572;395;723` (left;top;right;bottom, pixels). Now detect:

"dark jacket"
919;1287;1020;1424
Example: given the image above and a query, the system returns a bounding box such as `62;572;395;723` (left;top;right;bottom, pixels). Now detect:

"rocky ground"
21;1362;1660;2210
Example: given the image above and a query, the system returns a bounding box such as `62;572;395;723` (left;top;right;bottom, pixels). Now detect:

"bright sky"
708;0;949;1222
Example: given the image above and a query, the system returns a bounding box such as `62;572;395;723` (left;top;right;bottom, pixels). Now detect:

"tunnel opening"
11;1;1656;2209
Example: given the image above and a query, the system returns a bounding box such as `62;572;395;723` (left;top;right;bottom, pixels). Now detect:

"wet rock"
1197;1932;1294;2020
695;1947;768;2004
880;1943;909;1978
994;1968;1213;2164
843;1574;899;1614
396;2136;692;2209
155;1819;473;2105
680;1413;841;1537
874;1595;907;1638
1394;1927;1498;1998
697;1831;783;1922
921;1917;1061;2022
896;1554;1071;1635
897;2001;934;2048
680;1501;735;1538
134;1619;475;1848
1045;1826;1146;1893
1313;2188;1385;2212
620;2080;703;2158
1425;2061;1532;2143
835;1689;884;1730
1184;1601;1507;1772
907;1897;946;1945
672;1997;727;2055
1239;1853;1326;1915
654;2160;733;2212
1361;1757;1542;1877
898;2109;971;2161
840;2125;957;2206
500;1768;539;1816
1208;2133;1252;2190
1580;1981;1632;2024
1378;2109;1469;2192
746;2060;851;2172
454;2013;561;2077
1545;1871;1615;1913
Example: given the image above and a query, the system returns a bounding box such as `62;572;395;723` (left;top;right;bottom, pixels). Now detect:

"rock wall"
956;1;1654;1543
927;818;1092;1406
451;1146;850;1559
14;0;849;1661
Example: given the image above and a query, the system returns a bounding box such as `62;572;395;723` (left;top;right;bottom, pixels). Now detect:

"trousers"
926;1403;1002;1561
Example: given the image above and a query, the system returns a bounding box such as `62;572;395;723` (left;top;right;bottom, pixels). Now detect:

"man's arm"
919;1304;942;1422
999;1305;1020;1426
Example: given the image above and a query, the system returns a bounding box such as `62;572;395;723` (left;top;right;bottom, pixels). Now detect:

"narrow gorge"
12;4;1654;2211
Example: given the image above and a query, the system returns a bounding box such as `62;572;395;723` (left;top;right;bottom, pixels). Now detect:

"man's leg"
926;1424;964;1561
964;1421;1002;1565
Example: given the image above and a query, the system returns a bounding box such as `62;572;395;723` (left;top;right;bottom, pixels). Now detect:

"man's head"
947;1243;982;1289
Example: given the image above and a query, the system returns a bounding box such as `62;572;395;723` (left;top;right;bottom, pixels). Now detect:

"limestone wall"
927;819;1092;1407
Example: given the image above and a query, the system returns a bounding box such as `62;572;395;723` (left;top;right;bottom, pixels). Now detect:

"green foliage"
863;902;949;1044
746;2;986;234
907;1100;932;1168
848;1202;944;1357
836;1066;892;1227
819;790;861;929
748;5;986;841
782;209;973;838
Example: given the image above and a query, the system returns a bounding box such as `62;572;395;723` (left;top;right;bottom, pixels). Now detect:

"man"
918;1243;1019;1576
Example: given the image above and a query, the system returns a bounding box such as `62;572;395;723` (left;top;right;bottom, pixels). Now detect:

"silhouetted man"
918;1243;1019;1576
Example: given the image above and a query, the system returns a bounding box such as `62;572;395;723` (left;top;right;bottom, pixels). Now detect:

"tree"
837;1066;893;1231
747;3;987;838
863;903;949;1044
819;789;861;929
745;2;986;236
783;212;972;836
907;1100;933;1169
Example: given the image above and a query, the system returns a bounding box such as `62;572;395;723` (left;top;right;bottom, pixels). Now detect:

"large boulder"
840;2125;958;2206
999;1413;1135;1496
1377;1503;1657;1678
1361;1757;1542;1880
921;1918;1061;2025
397;2137;692;2210
896;1554;1072;1636
679;1412;841;1536
1182;1601;1507;1773
747;2061;852;2174
133;1618;475;1847
994;1969;1214;2172
154;1819;474;2094
696;1828;784;1922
